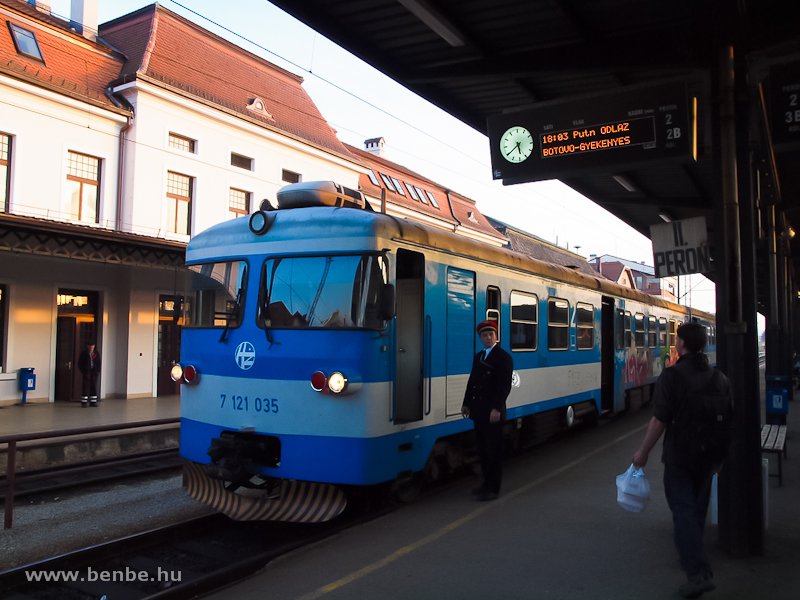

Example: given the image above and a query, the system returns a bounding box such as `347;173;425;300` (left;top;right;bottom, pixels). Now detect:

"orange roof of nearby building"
345;143;506;242
0;0;126;111
100;4;355;160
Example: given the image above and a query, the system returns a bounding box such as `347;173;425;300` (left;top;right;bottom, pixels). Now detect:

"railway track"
0;507;375;599
0;449;182;500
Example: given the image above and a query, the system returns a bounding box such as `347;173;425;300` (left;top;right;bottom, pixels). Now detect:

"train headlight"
249;210;274;235
310;371;327;392
170;364;184;382
327;372;347;394
170;363;199;384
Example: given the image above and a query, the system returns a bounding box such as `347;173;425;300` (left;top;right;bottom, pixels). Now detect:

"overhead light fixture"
398;0;466;47
658;211;673;223
612;174;637;193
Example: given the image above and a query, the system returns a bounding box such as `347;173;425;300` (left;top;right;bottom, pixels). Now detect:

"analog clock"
500;126;534;163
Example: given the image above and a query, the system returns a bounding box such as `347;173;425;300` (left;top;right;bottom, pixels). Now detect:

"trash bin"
17;367;35;405
766;374;789;425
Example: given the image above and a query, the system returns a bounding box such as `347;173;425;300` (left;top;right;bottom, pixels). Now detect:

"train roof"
188;206;714;321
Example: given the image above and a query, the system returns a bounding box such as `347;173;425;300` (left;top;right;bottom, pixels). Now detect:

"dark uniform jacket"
78;349;101;377
463;344;513;423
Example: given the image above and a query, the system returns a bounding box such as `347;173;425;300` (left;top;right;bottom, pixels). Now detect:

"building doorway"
55;289;99;402
157;294;183;396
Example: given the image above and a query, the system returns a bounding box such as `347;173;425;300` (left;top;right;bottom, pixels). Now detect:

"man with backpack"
632;321;733;599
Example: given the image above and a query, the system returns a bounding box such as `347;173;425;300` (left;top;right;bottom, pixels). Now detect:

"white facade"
112;80;362;240
0;48;364;406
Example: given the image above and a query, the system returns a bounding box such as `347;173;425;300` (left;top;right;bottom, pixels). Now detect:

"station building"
0;0;515;405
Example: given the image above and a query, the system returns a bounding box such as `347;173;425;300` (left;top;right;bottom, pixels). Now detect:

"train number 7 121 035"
219;394;279;414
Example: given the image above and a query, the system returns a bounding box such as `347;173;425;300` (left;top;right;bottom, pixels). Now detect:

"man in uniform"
461;320;513;501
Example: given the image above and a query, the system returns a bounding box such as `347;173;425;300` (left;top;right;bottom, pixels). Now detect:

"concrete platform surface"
205;407;799;600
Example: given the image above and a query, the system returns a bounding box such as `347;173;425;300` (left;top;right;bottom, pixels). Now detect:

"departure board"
770;61;800;147
487;83;694;185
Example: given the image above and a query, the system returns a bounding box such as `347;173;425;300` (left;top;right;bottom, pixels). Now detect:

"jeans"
663;461;714;578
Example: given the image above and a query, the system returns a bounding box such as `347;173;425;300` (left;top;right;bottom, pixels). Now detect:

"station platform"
207;406;799;600
0;396;180;474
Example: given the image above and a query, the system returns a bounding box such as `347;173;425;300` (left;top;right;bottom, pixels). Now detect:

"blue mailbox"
18;367;36;404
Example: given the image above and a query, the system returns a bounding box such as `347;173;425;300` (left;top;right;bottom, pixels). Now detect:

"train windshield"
183;260;248;328
259;254;388;330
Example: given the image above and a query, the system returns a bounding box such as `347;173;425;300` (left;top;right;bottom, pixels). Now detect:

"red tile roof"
0;0;126;111
346;143;506;242
100;4;355;160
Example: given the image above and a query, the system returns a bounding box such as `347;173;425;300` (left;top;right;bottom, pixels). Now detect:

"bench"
761;424;788;486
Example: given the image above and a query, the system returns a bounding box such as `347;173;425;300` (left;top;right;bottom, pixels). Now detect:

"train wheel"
392;474;422;503
565;405;576;428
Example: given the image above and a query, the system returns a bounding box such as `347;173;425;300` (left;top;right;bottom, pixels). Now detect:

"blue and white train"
177;181;715;523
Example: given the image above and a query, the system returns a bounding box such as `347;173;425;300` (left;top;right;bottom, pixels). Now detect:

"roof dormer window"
246;97;273;120
8;23;44;62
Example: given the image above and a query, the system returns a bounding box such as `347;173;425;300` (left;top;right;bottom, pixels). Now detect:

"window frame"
634;312;645;348
576;302;594;350
0;283;7;372
647;315;657;348
668;319;677;348
547;297;570;351
510;290;538;351
8;23;43;62
624;311;632;348
390;176;406;196
166;171;193;235
282;169;301;184
405;182;420;201
229;187;251;218
425;190;440;208
379;173;397;192
0;132;11;213
367;170;380;186
66;150;101;224
230;152;254;171
168;132;196;153
658;317;667;347
486;286;501;342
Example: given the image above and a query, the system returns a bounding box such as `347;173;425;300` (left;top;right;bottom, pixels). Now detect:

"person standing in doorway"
632;322;732;598
461;319;513;501
78;341;101;407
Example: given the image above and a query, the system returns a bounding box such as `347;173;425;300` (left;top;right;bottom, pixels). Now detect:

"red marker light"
310;371;327;392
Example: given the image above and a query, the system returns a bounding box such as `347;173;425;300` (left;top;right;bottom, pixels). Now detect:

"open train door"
600;296;615;415
394;249;424;422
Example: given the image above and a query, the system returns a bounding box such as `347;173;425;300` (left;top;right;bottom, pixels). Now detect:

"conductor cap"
476;320;498;335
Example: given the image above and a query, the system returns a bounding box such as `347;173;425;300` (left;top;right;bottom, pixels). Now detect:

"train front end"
178;185;395;523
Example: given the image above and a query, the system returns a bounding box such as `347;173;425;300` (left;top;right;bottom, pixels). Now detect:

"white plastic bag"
616;464;650;512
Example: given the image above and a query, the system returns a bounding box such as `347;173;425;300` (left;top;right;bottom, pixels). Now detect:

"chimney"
364;137;385;157
70;0;98;41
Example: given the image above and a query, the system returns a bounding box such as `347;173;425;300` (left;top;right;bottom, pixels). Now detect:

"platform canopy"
271;0;800;300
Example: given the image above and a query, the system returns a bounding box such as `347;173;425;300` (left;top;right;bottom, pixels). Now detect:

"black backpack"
672;367;733;465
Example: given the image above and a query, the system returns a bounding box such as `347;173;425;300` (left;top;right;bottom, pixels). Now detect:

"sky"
50;0;716;312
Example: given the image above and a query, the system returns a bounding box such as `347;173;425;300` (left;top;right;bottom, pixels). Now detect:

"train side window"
624;311;632;348
634;313;645;347
510;291;537;351
668;319;677;348
576;302;594;350
658;317;667;347
615;309;624;349
486;286;501;341
548;297;569;350
648;316;657;348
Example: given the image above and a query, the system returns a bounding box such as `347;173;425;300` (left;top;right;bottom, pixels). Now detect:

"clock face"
500;126;534;163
